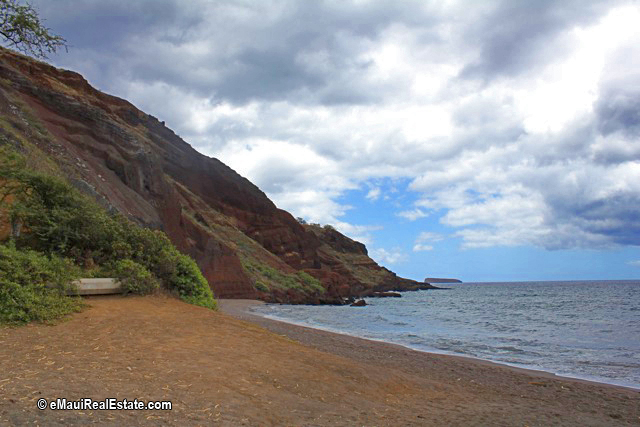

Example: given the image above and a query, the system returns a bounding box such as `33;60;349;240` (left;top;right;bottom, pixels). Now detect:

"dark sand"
0;295;638;426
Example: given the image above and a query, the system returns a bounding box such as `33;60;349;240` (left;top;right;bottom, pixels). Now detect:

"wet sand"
1;295;638;426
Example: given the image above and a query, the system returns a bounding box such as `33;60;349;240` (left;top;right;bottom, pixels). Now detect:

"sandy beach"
1;295;638;426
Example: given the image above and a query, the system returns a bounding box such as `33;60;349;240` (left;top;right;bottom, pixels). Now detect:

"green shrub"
107;223;216;308
167;253;216;309
111;259;159;295
11;173;114;259
0;243;82;324
0;146;218;313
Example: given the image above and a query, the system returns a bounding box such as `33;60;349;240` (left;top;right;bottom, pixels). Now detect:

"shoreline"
2;295;639;426
219;299;640;393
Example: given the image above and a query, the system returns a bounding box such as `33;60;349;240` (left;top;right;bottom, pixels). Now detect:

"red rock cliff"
0;48;431;302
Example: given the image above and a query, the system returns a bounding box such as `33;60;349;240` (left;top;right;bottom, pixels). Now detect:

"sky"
23;0;640;282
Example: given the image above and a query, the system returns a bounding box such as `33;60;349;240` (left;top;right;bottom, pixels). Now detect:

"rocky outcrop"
0;47;433;303
424;278;462;284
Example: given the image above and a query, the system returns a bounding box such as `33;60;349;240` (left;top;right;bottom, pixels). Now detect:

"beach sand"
1;295;638;426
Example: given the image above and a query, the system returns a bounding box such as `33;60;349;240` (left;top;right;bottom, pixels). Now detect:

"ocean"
252;280;640;389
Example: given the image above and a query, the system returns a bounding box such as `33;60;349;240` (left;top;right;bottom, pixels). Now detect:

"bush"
106;222;216;308
0;243;82;324
167;253;216;309
111;259;159;295
0;147;218;313
9;172;115;263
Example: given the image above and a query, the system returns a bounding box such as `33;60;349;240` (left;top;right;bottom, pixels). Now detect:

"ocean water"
252;280;640;389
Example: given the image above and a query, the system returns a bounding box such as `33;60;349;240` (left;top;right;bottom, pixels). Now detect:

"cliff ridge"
0;47;433;303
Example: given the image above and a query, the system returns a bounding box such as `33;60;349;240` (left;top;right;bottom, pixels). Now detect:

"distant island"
424;277;462;284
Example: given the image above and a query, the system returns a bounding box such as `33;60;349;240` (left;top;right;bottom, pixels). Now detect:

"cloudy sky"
28;0;640;281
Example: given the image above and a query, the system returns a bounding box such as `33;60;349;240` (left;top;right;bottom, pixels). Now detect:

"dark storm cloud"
552;193;640;247
174;0;437;105
595;86;640;137
33;0;438;105
593;37;640;138
28;0;204;96
459;0;623;80
32;0;199;50
32;0;632;107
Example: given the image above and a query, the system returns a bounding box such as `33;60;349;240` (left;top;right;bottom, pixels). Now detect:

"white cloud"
369;247;407;265
366;187;381;201
397;208;428;221
413;232;444;251
627;260;640;267
333;221;382;247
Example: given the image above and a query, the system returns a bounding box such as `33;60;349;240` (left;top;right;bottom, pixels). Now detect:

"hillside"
0;47;432;304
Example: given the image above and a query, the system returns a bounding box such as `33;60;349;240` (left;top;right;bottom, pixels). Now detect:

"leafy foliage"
0;242;82;324
0;146;217;321
168;253;217;309
111;259;159;295
99;220;216;308
10;172;113;259
0;0;66;59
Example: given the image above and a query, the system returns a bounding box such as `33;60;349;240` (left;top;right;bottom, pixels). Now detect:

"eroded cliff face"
0;48;431;302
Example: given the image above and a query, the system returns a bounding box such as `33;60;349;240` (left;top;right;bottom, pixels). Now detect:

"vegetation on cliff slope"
0;146;216;324
240;255;323;295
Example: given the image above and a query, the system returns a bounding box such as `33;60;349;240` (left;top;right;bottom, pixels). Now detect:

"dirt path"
1;296;638;426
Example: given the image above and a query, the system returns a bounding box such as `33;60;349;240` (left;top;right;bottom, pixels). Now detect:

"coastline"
2;295;639;426
219;299;640;392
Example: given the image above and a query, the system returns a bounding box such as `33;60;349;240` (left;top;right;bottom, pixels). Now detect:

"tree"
0;0;66;59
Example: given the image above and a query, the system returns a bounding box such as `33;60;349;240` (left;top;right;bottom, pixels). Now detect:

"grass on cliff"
174;181;325;298
0;146;216;324
240;256;324;295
